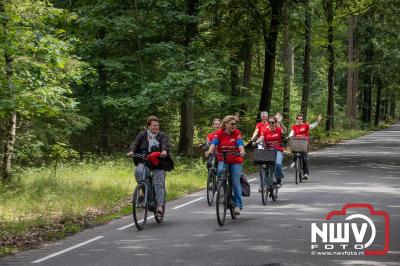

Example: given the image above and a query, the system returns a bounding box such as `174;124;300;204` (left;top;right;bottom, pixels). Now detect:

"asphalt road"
2;123;400;266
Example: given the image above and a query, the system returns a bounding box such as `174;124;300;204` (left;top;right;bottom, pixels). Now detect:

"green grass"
0;157;207;256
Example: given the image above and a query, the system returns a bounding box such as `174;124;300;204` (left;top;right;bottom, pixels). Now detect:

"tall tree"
282;0;291;125
345;16;358;128
323;0;335;131
301;0;312;122
178;0;199;156
0;0;15;182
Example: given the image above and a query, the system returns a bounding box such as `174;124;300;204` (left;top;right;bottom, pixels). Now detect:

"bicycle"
206;153;218;206
130;153;165;230
289;137;309;185
253;146;279;205
214;151;242;226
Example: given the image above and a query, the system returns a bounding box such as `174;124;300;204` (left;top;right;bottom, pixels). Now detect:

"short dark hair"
296;113;304;120
146;116;160;127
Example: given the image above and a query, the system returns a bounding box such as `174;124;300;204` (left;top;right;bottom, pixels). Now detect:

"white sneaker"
290;162;295;168
234;207;241;215
303;174;309;180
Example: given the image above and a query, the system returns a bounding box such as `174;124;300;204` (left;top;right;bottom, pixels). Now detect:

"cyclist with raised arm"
288;113;322;179
127;116;174;219
254;115;287;190
205;115;245;215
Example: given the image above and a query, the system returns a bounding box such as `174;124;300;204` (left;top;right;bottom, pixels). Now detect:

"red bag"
147;152;161;166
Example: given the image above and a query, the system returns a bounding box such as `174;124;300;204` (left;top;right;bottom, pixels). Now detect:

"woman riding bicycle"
205;118;222;149
288;113;322;179
251;111;269;149
205;115;245;215
254;115;287;189
128;116;174;218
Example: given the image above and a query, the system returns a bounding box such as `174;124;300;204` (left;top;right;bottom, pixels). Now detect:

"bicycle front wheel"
216;180;227;226
132;184;148;230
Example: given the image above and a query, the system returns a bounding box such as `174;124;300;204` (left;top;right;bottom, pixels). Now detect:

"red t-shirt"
263;127;284;152
256;122;269;137
207;132;215;143
291;123;310;140
212;129;244;164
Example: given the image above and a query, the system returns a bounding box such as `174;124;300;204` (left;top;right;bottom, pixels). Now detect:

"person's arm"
128;131;144;155
310;115;322;130
253;135;264;146
205;137;219;156
159;132;170;157
236;138;245;157
275;112;287;134
288;130;294;138
251;127;259;141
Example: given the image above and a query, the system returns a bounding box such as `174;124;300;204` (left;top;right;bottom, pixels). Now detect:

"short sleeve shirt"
263;127;284;152
211;129;244;164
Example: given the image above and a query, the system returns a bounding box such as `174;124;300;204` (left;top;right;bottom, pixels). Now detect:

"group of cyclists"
128;112;321;221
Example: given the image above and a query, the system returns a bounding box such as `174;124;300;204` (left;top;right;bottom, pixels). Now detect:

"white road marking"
248;178;257;182
31;236;104;263
172;197;205;209
117;215;154;230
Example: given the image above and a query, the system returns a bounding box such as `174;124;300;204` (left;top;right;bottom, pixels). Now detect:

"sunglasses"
230;123;236;126
268;121;275;124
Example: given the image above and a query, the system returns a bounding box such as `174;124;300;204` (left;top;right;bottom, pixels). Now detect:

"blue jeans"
217;162;243;209
274;149;284;181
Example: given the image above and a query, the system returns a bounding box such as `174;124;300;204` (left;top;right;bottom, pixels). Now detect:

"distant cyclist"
254;115;287;189
205;115;245;215
250;111;269;149
205;118;222;149
288;113;322;179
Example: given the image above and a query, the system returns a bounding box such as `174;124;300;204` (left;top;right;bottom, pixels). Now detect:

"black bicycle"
289;137;309;185
215;151;241;226
206;153;218;206
131;153;165;230
254;148;278;205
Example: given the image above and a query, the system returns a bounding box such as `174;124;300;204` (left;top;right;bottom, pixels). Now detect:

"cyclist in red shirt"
288;113;322;179
205;118;222;148
254;116;287;189
251;111;269;148
205;115;245;215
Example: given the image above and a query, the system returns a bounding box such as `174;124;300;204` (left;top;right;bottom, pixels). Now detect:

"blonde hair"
221;115;237;129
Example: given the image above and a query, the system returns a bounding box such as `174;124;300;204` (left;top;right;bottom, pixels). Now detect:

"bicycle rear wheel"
260;167;268;205
271;186;278;201
228;185;237;220
207;169;216;206
216;180;227;226
132;184;148;230
295;157;300;184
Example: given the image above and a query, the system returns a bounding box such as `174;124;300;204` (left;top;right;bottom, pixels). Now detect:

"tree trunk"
241;38;252;115
282;0;290;126
362;76;373;124
230;50;240;98
389;93;396;118
258;0;284;115
346;16;358;128
324;0;335;131
301;0;311;122
99;62;110;154
1;2;17;182
178;0;198;156
374;78;382;127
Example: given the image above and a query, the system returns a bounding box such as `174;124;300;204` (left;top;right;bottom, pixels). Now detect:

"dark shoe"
258;186;263;193
155;206;164;217
303;174;309;180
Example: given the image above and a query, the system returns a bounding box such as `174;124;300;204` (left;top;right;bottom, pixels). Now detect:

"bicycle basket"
290;137;308;152
253;149;276;163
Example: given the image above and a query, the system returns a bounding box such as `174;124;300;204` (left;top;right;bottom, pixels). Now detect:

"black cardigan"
129;131;174;171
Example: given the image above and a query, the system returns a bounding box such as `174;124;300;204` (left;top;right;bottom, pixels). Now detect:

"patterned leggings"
135;163;166;206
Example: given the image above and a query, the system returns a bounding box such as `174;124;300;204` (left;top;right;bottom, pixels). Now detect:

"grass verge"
0;157;206;256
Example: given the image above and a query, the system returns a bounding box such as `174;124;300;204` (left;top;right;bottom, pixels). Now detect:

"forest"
1;0;399;180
